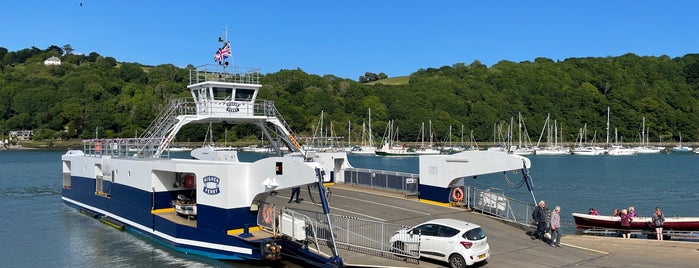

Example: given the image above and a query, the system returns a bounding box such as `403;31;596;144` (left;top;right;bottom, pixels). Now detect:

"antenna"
218;26;228;44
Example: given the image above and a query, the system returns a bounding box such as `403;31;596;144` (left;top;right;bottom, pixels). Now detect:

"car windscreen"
463;227;486;240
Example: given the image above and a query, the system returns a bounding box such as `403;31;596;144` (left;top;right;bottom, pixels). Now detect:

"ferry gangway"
470;187;538;227
277;208;421;264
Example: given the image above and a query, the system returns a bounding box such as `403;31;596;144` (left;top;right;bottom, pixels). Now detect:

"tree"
63;44;74;55
45;45;64;56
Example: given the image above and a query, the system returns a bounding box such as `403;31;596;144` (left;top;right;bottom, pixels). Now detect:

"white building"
44;56;62;66
9;130;33;141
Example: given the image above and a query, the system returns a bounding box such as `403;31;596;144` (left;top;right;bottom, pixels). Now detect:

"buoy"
262;205;274;224
451;187;464;202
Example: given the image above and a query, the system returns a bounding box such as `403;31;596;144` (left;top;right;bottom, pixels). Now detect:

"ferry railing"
285;209;420;263
278;209;327;254
471;187;537;227
343;168;419;197
189;64;261;85
81;138;175;158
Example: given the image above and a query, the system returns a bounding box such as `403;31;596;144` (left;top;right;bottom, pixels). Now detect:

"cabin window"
62;160;72;189
235;88;255;101
275;162;283;175
213;87;233;100
95;164;107;197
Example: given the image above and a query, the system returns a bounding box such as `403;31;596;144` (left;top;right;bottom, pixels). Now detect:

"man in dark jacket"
532;200;548;241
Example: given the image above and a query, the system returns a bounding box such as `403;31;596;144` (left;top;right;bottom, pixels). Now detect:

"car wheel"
448;253;467;268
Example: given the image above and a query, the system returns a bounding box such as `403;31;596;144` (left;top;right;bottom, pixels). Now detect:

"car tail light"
459;241;473;249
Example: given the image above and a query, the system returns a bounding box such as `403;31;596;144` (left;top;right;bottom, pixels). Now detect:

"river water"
1;150;697;267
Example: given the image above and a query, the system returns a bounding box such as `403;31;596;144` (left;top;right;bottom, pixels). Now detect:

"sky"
2;1;698;80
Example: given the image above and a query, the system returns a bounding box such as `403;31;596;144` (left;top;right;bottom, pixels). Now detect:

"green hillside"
1;46;698;146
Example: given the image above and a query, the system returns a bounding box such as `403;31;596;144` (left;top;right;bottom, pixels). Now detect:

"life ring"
262;205;274;224
451;187;464;202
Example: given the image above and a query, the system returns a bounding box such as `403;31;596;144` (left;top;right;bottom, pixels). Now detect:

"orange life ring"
262;205;274;224
451;187;464;202
95;142;101;153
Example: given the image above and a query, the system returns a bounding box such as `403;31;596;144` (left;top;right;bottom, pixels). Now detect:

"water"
1;150;697;267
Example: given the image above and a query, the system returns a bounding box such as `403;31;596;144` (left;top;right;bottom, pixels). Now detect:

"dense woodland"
1;45;699;147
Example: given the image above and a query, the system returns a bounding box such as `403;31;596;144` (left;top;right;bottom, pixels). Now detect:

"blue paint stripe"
63;176;267;260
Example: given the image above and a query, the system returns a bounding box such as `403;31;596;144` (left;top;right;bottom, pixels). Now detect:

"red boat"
572;213;699;231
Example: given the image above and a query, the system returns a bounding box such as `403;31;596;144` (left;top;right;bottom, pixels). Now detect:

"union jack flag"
214;42;231;62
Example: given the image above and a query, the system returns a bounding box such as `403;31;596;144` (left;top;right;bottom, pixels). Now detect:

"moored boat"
572;213;699;231
606;145;637;156
571;146;605;156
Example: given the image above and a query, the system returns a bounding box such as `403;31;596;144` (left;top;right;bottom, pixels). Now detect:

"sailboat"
375;120;416;156
607;128;637;156
632;117;661;154
604;107;637;156
535;114;570;155
571;124;605;156
351;108;377;155
487;122;507;152
509;113;535;155
671;132;692;153
414;121;440;155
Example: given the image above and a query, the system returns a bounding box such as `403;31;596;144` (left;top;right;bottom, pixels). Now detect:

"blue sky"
2;1;698;80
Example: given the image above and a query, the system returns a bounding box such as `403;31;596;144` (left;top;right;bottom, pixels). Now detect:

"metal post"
521;159;537;205
315;168;343;266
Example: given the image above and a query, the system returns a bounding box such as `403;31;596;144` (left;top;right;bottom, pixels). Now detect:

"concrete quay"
270;184;699;267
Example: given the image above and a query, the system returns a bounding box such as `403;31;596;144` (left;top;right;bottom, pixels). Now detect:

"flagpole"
218;26;228;72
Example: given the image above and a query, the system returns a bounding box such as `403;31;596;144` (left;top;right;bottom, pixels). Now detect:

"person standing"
652;207;665;240
289;187;301;203
628;206;637;218
549;206;562;247
532;200;548;241
620;209;632;238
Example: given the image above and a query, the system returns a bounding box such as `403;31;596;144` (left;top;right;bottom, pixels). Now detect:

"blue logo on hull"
202;176;221;195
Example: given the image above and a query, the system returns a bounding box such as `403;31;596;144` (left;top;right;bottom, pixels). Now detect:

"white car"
389;218;489;268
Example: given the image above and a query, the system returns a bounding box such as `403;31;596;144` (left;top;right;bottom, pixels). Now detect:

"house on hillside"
44;56;62;66
9;130;33;141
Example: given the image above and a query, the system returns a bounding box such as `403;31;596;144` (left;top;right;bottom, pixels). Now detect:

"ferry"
60;34;539;267
60;35;348;264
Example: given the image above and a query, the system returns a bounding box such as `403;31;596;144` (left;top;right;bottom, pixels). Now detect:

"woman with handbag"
652;207;665;240
549;206;561;247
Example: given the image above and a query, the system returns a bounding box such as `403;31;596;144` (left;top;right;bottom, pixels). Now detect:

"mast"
368;108;373;147
606;106;610;147
347;120;351;147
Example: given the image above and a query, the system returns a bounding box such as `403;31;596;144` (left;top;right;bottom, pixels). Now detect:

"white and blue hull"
61;153;318;261
62;196;256;260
